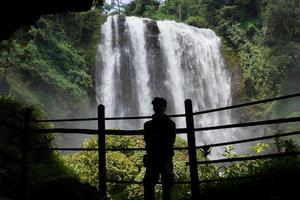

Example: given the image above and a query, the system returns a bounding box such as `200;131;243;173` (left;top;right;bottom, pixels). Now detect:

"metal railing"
1;92;300;199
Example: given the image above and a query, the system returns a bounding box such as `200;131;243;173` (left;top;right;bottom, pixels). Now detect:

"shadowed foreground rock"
200;171;300;200
26;177;99;200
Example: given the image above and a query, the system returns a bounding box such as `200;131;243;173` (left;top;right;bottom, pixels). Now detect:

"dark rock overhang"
0;0;97;42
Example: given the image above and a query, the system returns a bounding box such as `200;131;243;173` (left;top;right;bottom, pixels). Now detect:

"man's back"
143;97;176;200
144;115;176;159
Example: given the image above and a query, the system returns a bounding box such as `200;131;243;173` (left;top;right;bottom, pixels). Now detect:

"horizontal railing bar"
106;128;187;135
29;128;187;135
188;151;300;165
31;147;189;152
198;172;293;184
106;129;143;135
106;147;144;151
30;147;99;151
106;180;190;184
30;118;296;135
106;147;189;151
171;146;189;150
106;180;143;184
30;117;98;123
194;116;300;132
196;130;300;149
26;117;300;136
108;116;151;120
29;128;98;135
27;93;300;123
106;116;152;120
30;114;186;123
193;92;300;116
105;113;186;121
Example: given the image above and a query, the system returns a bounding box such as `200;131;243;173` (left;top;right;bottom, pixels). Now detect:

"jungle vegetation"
0;0;299;199
122;0;300;119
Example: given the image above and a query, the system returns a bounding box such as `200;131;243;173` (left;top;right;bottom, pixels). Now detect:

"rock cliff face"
0;0;95;41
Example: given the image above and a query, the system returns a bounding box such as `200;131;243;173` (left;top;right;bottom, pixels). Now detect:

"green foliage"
125;0;160;17
210;139;300;194
64;135;194;199
263;0;300;43
199;0;300;115
28;17;93;97
0;10;104;118
1;1;299;198
249;143;269;154
125;0;143;16
64;135;300;199
123;0;300;116
275;137;300;153
29;152;76;189
214;142;300;191
0;95;52;159
239;43;282;99
0;96;75;198
185;16;208;28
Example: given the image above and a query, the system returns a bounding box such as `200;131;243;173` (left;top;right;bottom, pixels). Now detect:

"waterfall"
96;16;238;157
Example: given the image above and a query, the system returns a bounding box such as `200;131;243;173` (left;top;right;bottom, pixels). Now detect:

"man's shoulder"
144;120;153;127
166;116;175;125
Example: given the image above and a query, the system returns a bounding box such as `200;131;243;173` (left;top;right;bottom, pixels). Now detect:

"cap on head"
151;97;167;107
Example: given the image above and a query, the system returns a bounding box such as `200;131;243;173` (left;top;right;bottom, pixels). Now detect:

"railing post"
98;104;107;199
185;99;200;199
21;108;30;199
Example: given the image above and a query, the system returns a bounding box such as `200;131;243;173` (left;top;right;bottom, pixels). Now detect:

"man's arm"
170;121;176;145
144;122;151;154
165;120;176;157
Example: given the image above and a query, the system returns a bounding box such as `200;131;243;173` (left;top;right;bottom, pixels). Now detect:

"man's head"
152;97;167;114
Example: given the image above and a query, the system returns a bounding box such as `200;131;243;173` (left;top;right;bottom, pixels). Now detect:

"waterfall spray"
96;16;239;158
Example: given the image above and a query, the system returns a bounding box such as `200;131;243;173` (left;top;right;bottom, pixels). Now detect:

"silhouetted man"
143;97;176;200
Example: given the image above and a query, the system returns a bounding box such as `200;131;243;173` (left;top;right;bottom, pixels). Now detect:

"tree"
263;0;300;42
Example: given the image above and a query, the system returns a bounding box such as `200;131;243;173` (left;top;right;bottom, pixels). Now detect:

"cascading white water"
96;16;238;157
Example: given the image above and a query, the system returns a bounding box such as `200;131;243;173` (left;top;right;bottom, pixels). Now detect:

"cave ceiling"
0;0;96;42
